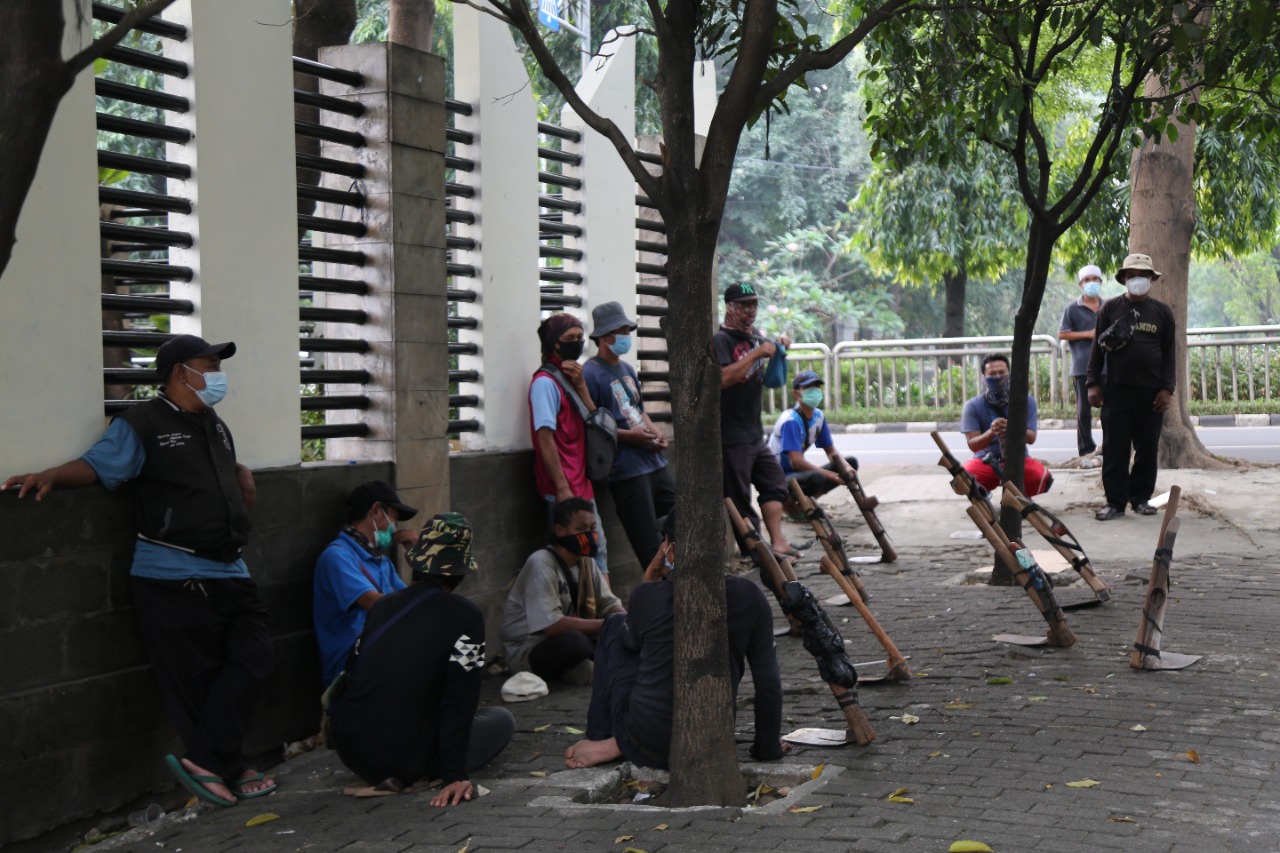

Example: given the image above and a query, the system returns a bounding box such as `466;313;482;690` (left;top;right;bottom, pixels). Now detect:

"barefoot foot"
564;737;622;769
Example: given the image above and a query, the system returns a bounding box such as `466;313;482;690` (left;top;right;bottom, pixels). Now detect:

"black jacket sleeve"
436;610;486;784
1085;300;1111;388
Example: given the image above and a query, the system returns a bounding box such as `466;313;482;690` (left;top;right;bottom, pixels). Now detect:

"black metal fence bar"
636;262;667;276
539;195;582;213
538;146;581;166
95;79;189;112
295;119;366;148
297;184;365;207
449;316;478;330
538;121;581;142
292;56;364;86
447;263;477;278
99;186;192;214
540;293;583;307
102;43;188;77
104;368;163;384
637;304;668;317
539;269;583;284
538;170;582;189
448;236;478;251
299;275;369;296
298;214;368;238
92;1;187;39
637;326;665;338
299;246;367;266
446;155;476;173
540;221;582;238
637;283;669;298
447;419;480;433
447;127;475;145
303;423;371;439
296;152;365;179
98;150;191;180
102;330;173;348
301;395;372;411
636;239;668;254
301;369;372;384
445;98;474;116
301;338;372;354
450;369;480;383
540;245;583;261
449;343;479;355
450;394;480;407
101;294;194;314
635;150;663;165
446;208;475;225
293;88;365;117
100;222;193;248
97;113;192;144
101;259;194;281
299;306;368;324
636;218;666;233
447;288;477;303
446;181;476;198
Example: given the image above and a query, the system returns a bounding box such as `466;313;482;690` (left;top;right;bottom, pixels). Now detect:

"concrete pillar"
562;30;637;365
0;2;103;473
164;0;300;467
453;5;540;452
315;42;451;517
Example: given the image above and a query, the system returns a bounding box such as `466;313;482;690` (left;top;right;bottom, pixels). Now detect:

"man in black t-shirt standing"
1086;253;1176;521
714;283;798;557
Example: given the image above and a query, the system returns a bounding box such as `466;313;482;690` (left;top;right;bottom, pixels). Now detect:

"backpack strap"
540;363;592;420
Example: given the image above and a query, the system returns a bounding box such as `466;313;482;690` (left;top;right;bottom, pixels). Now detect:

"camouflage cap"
406;512;477;579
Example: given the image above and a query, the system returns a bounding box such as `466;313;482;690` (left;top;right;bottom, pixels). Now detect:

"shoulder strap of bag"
540;363;592;421
354;586;440;657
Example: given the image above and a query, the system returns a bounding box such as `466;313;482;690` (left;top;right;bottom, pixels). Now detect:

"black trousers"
132;577;273;782
788;456;859;498
337;707;516;786
1099;383;1164;509
529;630;594;680
1073;375;1098;456
608;465;676;569
585;613;666;769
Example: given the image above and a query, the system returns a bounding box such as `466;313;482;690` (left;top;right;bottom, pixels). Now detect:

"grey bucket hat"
588;301;638;339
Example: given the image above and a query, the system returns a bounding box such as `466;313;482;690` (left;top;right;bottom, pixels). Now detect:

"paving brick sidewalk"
73;470;1280;853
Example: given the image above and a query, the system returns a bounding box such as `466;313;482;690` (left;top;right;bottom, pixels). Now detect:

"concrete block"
64;610;147;679
0;620;66;692
389;246;447;298
395;340;449;393
388;94;447;154
388;42;446;100
394;435;450;497
389;144;448;201
393;390;450;439
392;293;449;343
16;555;111;622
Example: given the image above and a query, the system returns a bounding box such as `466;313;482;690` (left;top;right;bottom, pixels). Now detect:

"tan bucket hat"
1116;253;1162;283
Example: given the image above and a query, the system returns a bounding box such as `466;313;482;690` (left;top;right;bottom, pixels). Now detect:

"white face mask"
1126;276;1152;297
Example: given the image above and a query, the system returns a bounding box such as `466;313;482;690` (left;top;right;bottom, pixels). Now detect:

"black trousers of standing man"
1099;383;1164;510
1073;375;1098;457
132;576;274;783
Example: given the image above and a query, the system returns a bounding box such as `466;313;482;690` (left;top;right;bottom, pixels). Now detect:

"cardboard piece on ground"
1138;651;1202;670
783;727;852;747
824;592;851;607
1149;490;1172;508
989;549;1072;577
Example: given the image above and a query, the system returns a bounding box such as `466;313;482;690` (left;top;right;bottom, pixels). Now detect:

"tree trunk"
663;211;743;807
389;0;435;49
293;0;358;220
997;219;1057;583
0;2;75;282
1128;70;1224;469
942;263;967;339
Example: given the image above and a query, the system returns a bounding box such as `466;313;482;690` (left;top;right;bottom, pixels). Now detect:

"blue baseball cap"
793;370;822;389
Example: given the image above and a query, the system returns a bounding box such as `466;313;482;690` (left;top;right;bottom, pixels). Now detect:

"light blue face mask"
610;334;632;356
800;387;824;408
184;365;228;407
1082;282;1101;298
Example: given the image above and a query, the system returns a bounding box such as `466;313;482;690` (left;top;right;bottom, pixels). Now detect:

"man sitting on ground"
313;480;418;688
327;513;514;807
961;353;1053;496
502;497;624;685
563;512;785;770
766;370;858;512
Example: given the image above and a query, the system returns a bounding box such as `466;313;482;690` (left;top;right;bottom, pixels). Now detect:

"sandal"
164;754;236;807
232;771;278;799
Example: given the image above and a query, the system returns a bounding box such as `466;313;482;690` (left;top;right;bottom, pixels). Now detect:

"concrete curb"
832;413;1280;433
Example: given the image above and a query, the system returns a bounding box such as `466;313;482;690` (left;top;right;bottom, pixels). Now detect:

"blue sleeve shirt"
530;374;562;432
960;394;1039;459
79;417;146;491
313;531;407;686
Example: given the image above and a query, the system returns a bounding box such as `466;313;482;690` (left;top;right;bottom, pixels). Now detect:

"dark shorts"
723;440;789;515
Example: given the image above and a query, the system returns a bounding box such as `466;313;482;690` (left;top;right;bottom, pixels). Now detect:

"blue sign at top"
538;0;561;31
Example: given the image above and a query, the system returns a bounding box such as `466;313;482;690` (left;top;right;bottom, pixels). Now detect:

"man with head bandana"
1086;253;1176;521
714;283;801;558
529;312;610;574
501;497;624;686
1059;264;1105;460
960;353;1053;496
3;334;275;807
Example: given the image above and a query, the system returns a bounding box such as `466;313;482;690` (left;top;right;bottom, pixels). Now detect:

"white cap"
501;671;549;703
1077;264;1103;282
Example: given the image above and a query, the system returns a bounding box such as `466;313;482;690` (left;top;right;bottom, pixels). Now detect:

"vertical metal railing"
293;58;373;443
537;121;585;313
445;98;480;435
93;2;195;411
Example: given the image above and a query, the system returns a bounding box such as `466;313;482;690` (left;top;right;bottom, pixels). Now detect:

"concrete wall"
0;462;390;845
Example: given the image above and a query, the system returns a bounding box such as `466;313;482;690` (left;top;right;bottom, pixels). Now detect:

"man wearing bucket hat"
313;481;420;687
582;301;676;568
327;513;514;807
1086;253;1176;521
1059;263;1105;461
3;334;276;806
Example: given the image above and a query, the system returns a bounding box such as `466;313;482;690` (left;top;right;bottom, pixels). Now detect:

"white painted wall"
454;6;540;452
562;30;638;366
0;2;104;474
166;0;301;467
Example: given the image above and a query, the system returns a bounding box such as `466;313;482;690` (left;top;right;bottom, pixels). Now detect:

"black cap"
155;334;236;379
724;283;762;303
347;480;419;521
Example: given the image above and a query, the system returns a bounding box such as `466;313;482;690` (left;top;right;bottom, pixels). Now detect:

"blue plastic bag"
762;343;788;388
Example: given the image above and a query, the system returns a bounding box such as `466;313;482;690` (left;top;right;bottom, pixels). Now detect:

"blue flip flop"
233;771;278;800
164;754;236;807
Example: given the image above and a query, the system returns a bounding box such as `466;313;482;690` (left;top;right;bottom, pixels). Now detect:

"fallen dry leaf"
1131;724;1148;732
245;813;280;827
564;726;585;735
948;842;994;853
1186;749;1201;764
1028;696;1048;702
458;839;471;853
987;677;1013;685
811;763;825;781
885;787;914;803
1107;816;1137;824
615;836;634;844
654;824;669;831
945;701;973;710
621;848;648;853
787;805;823;813
1065;779;1101;788
533;724;551;732
928;751;942;758
529;771;547;778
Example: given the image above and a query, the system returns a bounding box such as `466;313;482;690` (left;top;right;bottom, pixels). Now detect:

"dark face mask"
557;339;585;361
554;530;599;558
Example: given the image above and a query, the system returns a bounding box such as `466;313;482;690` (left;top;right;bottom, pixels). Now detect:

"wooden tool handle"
819;556;910;680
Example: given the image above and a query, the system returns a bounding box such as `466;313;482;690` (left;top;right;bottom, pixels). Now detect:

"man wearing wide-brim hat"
1085;253;1177;521
581;301;676;568
327;512;515;807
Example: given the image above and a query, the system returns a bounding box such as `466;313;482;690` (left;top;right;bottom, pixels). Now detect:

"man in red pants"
960;353;1053;496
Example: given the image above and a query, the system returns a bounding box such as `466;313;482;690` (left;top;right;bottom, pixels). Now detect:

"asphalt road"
825;424;1280;465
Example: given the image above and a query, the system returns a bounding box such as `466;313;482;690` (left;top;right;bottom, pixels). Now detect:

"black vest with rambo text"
116;395;250;562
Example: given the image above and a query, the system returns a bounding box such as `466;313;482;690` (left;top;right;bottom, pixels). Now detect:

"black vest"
117;396;250;562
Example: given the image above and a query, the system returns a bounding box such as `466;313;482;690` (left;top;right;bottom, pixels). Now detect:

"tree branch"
64;0;180;78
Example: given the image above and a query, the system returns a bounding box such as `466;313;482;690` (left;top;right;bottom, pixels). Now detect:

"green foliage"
1188;250;1280;328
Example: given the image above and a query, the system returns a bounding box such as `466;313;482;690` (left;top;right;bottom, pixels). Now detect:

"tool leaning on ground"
816;553;911;683
788;478;872;603
834;457;898;563
930;430;1076;648
999;481;1112;608
1131;486;1201;671
725;498;878;744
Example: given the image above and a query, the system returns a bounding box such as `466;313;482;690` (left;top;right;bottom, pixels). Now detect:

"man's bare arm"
2;459;99;501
